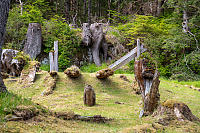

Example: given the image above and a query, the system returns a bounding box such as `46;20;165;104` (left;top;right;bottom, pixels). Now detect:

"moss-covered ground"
0;71;200;132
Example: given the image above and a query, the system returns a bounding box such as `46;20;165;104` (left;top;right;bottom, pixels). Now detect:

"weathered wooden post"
49;52;54;72
54;41;58;72
23;23;42;60
137;39;141;58
134;39;160;117
49;41;58;72
84;84;96;106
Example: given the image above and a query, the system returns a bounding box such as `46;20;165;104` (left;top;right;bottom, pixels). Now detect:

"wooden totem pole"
134;39;160;117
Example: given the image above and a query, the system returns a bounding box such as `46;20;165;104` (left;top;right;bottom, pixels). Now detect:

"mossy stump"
64;65;81;78
84;84;96;106
96;68;114;79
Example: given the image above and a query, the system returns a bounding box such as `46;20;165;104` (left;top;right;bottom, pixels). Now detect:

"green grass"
80;63;134;74
1;71;200;132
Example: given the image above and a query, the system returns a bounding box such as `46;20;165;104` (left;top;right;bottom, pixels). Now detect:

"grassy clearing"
1;71;200;132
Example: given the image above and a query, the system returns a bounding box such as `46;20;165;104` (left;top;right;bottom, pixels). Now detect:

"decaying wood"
1;49;26;77
23;23;42;60
82;23;92;46
41;71;57;96
64;65;81;78
96;68;114;79
49;41;59;72
135;59;160;116
82;23;108;66
84;84;96;106
55;111;112;123
19;61;40;84
152;100;200;126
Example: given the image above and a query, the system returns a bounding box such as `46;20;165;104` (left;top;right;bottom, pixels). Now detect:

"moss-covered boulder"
64;65;81;78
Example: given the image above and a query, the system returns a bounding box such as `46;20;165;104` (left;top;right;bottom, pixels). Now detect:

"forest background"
4;0;200;81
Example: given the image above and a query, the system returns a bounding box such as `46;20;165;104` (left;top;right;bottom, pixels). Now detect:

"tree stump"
23;23;42;60
64;65;81;78
135;58;160;116
1;49;27;77
84;84;96;106
96;68;114;79
82;23;108;66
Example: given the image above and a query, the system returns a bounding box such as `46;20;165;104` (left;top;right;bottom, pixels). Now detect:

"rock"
64;65;81;78
96;68;114;79
49;71;57;78
23;23;42;59
84;84;96;106
1;49;27;77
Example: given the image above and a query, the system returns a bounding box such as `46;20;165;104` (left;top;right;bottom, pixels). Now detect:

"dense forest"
3;0;200;80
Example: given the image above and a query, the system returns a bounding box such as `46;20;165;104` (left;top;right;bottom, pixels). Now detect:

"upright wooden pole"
49;52;54;72
137;39;141;58
54;41;58;72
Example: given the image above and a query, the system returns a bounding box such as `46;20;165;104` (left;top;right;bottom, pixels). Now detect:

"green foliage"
80;63;133;74
43;16;81;70
0;92;32;120
14;52;31;64
40;64;50;71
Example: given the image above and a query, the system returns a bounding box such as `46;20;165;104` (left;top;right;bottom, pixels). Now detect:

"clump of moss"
162;99;179;109
96;68;114;79
64;65;81;78
13;52;30;64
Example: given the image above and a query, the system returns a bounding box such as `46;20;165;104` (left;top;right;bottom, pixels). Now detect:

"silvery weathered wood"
82;23;92;46
1;49;26;77
135;59;160;116
23;23;42;59
108;45;146;71
137;39;141;58
54;41;58;72
49;52;54;72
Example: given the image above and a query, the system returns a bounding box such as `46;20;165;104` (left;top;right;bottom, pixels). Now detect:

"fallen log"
54;111;112;123
41;71;57;96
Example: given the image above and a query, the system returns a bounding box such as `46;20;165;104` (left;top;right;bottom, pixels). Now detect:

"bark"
90;23;108;66
88;0;92;24
1;49;26;77
65;0;70;23
82;23;92;46
135;59;160;116
23;23;42;60
0;0;11;93
182;10;189;33
157;0;164;17
84;84;96;106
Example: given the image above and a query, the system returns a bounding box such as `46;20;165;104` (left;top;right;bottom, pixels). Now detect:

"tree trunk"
23;23;42;60
182;10;189;33
90;23;108;66
65;0;70;23
135;59;160;116
0;0;11;93
88;0;92;24
157;0;164;17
